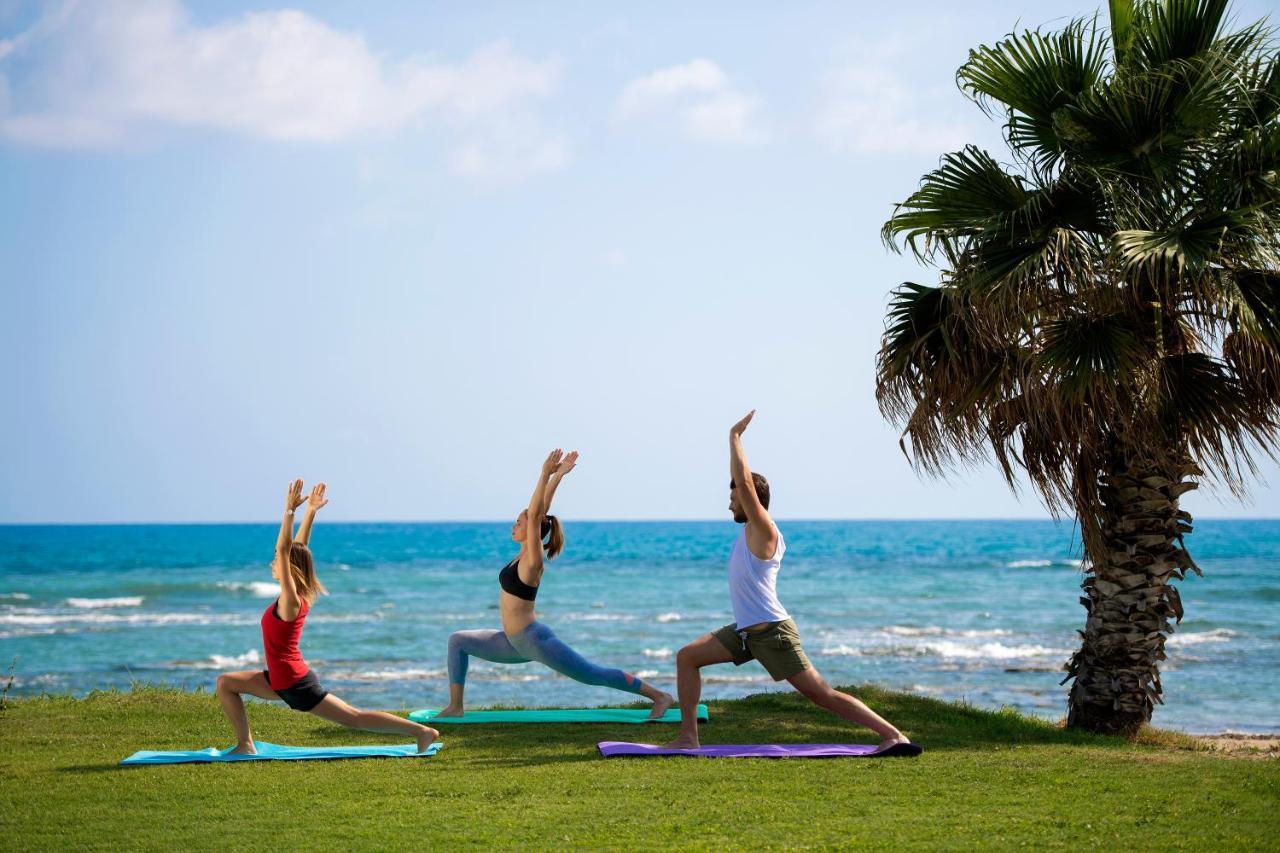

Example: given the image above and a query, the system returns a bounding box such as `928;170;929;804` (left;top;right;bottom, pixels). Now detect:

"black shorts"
263;669;329;712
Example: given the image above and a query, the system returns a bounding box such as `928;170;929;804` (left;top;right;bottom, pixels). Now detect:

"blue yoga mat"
120;740;443;766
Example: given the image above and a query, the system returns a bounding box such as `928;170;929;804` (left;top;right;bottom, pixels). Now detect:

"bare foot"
228;742;257;756
872;735;912;755
647;692;676;720
661;734;700;750
435;705;464;718
416;727;440;755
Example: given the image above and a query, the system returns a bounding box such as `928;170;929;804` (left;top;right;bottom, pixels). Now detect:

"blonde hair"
288;542;327;603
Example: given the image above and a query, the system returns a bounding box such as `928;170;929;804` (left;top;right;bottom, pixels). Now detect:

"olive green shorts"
712;618;812;681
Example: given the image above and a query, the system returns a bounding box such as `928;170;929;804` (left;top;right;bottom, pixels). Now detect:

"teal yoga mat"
408;704;708;724
120;741;443;766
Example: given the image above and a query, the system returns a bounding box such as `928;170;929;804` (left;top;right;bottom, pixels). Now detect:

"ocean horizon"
2;519;1276;735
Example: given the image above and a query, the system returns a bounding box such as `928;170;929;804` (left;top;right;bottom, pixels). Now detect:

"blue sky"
2;0;1277;523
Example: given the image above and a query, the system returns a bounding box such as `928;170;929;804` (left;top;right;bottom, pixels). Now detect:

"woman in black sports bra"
438;449;674;718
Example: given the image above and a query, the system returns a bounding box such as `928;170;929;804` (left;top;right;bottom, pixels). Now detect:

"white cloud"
0;0;567;179
615;59;766;145
814;40;974;157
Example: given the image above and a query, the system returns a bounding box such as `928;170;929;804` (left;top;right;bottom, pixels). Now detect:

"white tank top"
728;525;789;628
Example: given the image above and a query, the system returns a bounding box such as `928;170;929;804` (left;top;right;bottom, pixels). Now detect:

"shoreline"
5;685;1277;746
1194;733;1280;758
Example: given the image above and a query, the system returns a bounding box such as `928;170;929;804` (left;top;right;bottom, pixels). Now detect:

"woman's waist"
499;587;538;607
499;599;536;628
263;642;306;657
262;635;306;656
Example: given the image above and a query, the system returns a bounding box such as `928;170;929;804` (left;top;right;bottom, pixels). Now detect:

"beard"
732;510;748;524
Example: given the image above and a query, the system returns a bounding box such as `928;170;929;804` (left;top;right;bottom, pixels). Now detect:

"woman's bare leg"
310;694;440;753
215;670;280;754
639;682;677;720
441;683;466;717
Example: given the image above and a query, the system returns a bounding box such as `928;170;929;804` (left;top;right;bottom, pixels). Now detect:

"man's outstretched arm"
730;410;778;558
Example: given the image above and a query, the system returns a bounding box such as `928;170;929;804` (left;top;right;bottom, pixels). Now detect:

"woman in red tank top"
215;480;438;755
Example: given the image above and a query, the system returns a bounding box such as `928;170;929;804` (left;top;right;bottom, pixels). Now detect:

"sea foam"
0;611;250;627
66;596;144;608
214;581;280;598
327;667;448;682
171;649;262;669
819;638;1071;661
1167;628;1237;646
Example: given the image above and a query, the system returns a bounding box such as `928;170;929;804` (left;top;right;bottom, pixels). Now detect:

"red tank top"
261;597;310;690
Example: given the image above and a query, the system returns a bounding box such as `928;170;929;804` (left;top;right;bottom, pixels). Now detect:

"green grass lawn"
1;685;1276;850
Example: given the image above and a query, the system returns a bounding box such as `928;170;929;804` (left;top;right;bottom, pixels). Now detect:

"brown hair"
540;515;565;560
288;542;327;604
730;473;770;509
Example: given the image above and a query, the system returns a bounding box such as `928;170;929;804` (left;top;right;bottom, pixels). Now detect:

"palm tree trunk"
1063;456;1200;736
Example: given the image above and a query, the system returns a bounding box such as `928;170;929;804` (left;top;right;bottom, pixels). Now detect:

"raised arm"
541;451;578;513
275;479;307;620
730;410;778;558
521;450;562;564
295;482;328;547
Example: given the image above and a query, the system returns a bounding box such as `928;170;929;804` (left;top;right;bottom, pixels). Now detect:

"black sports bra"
499;559;539;602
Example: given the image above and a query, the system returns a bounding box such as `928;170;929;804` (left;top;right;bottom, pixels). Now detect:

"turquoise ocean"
1;520;1276;734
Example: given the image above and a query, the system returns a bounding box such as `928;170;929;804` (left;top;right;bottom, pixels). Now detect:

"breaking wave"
213;581;279;598
66;596;144;608
170;649;262;669
1167;628;1237;646
819;640;1071;661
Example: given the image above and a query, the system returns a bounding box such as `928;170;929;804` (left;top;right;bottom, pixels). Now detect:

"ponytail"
541;514;565;560
288;542;328;604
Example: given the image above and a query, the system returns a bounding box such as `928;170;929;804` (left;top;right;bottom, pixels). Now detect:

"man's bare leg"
787;667;911;751
663;633;735;749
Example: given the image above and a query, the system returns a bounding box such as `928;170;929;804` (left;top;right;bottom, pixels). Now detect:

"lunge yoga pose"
439;450;674;718
215;480;439;754
664;412;920;755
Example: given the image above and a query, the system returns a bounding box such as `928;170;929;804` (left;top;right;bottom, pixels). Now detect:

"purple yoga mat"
597;742;902;758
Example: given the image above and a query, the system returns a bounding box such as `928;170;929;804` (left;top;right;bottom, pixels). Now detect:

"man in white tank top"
663;411;919;756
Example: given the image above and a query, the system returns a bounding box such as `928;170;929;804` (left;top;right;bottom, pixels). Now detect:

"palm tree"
876;0;1279;736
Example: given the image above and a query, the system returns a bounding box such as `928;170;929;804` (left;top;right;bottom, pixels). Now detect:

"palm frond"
1056;58;1234;180
876;282;1027;472
1037;311;1149;402
882;147;1030;262
1113;207;1264;280
1222;268;1280;347
1131;0;1231;68
957;19;1108;169
1218;123;1280;207
1153;352;1277;489
1248;53;1280;126
1110;0;1138;65
1223;330;1280;407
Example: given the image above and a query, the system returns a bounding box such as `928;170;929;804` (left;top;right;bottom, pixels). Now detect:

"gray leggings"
446;620;645;695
